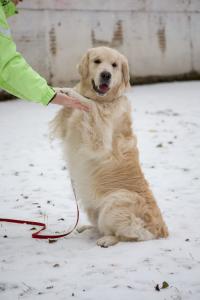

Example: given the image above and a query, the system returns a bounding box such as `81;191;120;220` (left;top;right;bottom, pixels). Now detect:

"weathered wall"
7;0;200;85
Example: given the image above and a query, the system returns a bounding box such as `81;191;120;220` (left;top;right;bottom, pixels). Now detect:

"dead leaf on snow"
162;281;169;289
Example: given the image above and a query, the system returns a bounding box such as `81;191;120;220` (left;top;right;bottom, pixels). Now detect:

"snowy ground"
0;81;200;300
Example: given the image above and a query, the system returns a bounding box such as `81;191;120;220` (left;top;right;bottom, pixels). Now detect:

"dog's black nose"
101;71;111;81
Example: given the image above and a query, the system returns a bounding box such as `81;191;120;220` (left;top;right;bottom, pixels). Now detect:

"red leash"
0;180;79;240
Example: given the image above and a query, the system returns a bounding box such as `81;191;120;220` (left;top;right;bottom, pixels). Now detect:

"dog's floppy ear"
78;50;90;79
121;54;130;88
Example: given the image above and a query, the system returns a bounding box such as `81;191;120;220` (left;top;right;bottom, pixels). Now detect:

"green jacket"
0;0;55;105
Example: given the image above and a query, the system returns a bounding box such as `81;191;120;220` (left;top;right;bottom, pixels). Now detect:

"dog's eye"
94;59;101;64
112;62;117;68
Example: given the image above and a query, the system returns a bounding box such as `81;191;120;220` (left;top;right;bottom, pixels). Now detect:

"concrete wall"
7;0;200;86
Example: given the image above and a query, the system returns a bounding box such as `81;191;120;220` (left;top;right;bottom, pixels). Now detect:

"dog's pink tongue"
99;84;109;93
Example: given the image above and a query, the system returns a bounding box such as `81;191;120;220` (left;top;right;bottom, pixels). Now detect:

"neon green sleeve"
0;3;56;105
2;0;17;18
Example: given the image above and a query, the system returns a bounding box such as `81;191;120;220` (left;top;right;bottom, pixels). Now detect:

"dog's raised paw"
96;236;119;248
53;87;71;95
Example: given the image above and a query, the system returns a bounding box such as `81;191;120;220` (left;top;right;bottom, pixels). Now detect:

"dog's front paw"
53;87;90;105
53;87;73;96
96;236;119;248
77;225;94;233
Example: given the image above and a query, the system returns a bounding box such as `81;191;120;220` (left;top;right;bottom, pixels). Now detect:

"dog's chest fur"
63;96;131;211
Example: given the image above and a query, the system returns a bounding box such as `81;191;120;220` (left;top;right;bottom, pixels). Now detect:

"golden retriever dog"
51;46;168;247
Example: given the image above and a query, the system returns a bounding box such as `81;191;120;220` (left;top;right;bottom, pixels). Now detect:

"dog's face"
78;47;130;102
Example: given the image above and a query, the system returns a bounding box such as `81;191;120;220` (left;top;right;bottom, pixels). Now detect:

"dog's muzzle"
92;71;111;95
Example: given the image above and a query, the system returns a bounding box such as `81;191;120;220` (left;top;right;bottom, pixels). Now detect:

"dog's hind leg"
116;217;154;242
97;190;155;246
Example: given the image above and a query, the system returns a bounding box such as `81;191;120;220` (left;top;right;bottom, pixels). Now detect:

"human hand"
50;92;90;112
12;0;22;5
54;87;90;104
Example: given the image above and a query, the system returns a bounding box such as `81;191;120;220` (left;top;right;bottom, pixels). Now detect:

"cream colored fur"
51;47;168;247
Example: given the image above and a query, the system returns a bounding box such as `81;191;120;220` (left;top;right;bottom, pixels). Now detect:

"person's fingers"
65;97;90;111
75;105;89;112
50;93;90;111
12;0;21;5
71;102;90;111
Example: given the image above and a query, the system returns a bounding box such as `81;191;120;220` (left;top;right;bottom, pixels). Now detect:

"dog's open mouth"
92;80;110;95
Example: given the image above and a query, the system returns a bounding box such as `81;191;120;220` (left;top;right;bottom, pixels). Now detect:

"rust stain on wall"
91;30;108;46
157;28;166;53
91;20;123;48
112;20;123;47
49;27;57;55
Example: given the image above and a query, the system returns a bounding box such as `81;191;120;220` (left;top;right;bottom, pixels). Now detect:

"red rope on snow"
0;180;79;240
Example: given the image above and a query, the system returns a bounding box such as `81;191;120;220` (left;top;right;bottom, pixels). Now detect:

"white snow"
0;81;200;300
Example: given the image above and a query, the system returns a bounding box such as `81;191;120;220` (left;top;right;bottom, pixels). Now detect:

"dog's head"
78;47;130;102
